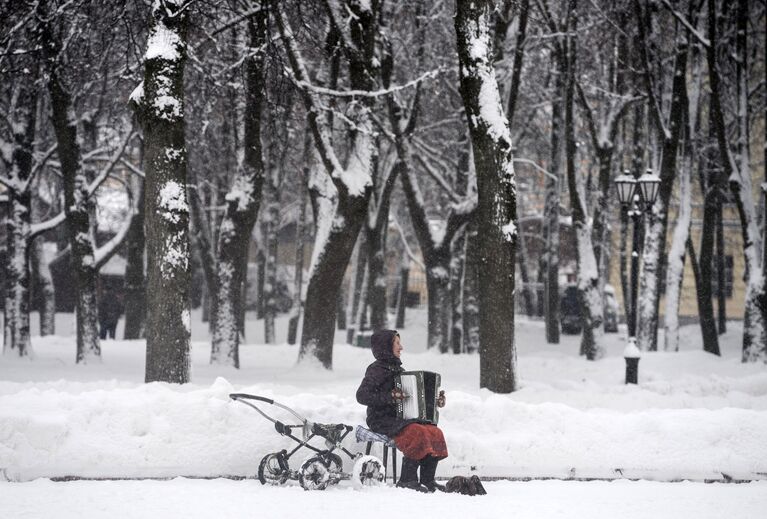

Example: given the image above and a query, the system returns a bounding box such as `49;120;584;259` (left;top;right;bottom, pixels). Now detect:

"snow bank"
1;311;766;482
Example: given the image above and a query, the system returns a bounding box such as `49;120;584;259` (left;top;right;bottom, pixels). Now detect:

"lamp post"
614;168;661;383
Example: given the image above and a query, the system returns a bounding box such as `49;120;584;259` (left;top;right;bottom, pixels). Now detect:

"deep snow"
1;309;765;484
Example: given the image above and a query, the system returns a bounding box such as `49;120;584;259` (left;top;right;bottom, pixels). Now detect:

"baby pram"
230;393;385;491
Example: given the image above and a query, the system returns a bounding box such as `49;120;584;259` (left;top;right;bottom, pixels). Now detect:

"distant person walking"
99;287;123;340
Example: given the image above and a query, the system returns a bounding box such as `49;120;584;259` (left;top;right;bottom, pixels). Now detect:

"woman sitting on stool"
356;329;447;492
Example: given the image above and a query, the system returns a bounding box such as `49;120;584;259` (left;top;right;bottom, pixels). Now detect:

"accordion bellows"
394;371;441;424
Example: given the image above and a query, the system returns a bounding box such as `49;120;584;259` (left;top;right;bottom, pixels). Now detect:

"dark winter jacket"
356;329;417;438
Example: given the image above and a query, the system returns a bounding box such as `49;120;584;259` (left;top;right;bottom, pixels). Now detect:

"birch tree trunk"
663;158;692;352
32;237;56;336
138;0;191;381
456;0;518;391
263;163;280;344
2;80;35;357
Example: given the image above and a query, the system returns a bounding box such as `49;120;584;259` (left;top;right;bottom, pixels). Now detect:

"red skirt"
394;423;448;460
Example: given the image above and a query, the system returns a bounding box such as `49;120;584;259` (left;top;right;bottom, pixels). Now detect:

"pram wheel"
322;453;344;485
258;452;290;485
352;455;385;488
299;456;332;491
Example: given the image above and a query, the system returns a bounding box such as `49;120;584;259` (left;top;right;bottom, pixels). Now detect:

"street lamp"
614;168;661;383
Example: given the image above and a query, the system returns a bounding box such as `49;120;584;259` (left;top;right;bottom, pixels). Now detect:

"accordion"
394;371;441;425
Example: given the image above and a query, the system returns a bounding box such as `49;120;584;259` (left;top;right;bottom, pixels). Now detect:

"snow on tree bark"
2;79;35;357
137;0;191;381
275;1;375;369
663;157;692;352
455;0;518;392
263;157;282;344
365;145;398;333
42;16;104;364
561;6;605;361
287;140;310;345
634;0;689;351
705;0;766;361
31;238;56;337
206;3;267;366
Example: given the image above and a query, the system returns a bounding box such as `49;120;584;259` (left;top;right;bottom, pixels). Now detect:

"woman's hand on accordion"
391;388;408;402
437;390;446;408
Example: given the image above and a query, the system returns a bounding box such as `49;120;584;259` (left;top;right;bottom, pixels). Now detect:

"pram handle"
230;393;274;405
229;393;309;425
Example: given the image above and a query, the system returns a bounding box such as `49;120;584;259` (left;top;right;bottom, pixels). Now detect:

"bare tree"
275;0;377;368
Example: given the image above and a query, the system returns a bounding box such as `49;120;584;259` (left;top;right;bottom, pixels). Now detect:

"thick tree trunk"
139;1;191;381
210;7;267;364
301;194;369;367
456;0;518;392
123;175;146;340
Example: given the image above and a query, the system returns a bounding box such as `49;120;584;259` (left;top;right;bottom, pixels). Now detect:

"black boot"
397;457;428;492
419;455;446;492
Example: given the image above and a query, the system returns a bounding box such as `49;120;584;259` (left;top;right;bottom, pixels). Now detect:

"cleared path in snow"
1;478;766;519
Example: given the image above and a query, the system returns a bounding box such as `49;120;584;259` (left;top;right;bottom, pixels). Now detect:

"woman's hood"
370;329;399;361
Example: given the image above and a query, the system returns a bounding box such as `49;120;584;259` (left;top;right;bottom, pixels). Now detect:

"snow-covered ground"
1;309;766;517
2;477;766;519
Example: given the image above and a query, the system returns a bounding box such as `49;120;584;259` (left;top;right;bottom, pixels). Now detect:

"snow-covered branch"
94;207;134;270
295;68;445;99
391;216;425;270
86;130;135;197
273;2;345;191
413;154;461;203
659;0;710;48
21;144;59;193
29;210;66;239
119;158;145;178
